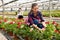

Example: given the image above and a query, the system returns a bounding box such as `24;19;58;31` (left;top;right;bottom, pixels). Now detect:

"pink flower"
27;23;30;25
42;28;45;31
55;23;59;27
24;18;28;23
52;21;56;25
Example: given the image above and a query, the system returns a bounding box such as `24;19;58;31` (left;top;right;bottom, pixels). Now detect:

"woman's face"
32;5;39;13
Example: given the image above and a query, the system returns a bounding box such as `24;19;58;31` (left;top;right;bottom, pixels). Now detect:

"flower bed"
0;18;60;40
23;10;60;17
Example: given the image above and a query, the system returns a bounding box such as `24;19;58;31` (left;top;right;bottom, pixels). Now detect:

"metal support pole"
49;0;51;21
1;0;4;19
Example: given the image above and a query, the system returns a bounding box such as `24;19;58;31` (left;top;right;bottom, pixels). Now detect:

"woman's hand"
42;22;47;27
32;24;42;31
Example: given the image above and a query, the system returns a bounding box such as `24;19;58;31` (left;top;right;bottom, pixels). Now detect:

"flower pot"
8;31;13;36
2;28;6;32
13;35;19;40
24;36;29;40
0;28;3;30
1;28;5;31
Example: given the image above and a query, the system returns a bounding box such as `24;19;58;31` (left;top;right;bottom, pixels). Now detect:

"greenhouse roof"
0;0;60;11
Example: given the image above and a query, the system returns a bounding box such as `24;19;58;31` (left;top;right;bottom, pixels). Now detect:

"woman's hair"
19;8;21;9
31;3;38;9
18;15;23;19
29;3;38;14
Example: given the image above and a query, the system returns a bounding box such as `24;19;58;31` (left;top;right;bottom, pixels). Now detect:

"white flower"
20;25;24;28
30;28;33;32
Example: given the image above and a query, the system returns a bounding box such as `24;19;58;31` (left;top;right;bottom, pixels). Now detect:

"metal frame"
0;0;60;19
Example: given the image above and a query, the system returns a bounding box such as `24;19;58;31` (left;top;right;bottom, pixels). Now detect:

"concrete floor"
0;32;7;40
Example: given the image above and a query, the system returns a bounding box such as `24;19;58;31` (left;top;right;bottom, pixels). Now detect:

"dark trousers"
33;19;44;29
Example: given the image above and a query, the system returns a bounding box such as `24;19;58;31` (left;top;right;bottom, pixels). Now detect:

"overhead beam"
0;0;18;7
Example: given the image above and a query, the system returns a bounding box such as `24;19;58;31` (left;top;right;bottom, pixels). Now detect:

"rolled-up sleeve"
28;14;34;25
39;12;44;22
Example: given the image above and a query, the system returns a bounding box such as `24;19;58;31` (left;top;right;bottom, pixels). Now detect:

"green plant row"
0;20;60;40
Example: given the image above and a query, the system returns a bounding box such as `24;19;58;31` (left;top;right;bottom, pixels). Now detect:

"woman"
17;8;23;19
28;3;46;30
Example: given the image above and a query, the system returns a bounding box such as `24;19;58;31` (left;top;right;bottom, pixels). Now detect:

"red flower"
4;19;7;22
17;25;20;28
58;31;60;33
55;30;58;33
27;23;30;25
45;21;49;24
52;21;56;25
9;22;14;24
17;22;22;25
55;23;59;27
